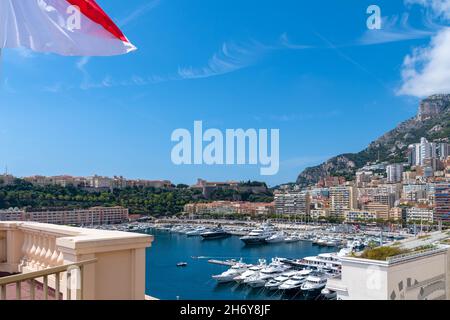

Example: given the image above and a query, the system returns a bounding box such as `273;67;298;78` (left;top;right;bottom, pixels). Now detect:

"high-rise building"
386;164;403;183
330;185;356;219
407;137;449;166
434;182;450;222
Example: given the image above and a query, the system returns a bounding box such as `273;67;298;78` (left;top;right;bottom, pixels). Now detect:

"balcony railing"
386;247;448;264
0;259;97;300
0;221;153;300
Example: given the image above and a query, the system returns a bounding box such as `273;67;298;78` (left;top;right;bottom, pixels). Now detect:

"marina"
140;221;402;300
144;227;341;300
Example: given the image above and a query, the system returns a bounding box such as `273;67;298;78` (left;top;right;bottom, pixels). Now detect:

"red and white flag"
0;0;136;56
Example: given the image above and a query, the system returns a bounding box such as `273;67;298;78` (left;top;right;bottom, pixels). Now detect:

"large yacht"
240;223;276;245
200;226;231;240
293;253;342;274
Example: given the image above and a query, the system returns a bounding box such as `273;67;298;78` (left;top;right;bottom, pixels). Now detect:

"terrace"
0;221;153;300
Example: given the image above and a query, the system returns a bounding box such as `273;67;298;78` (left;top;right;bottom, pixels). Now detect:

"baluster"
25;233;33;266
28;233;37;269
57;251;64;266
39;235;48;269
45;236;55;268
50;238;59;267
19;233;28;267
34;235;42;270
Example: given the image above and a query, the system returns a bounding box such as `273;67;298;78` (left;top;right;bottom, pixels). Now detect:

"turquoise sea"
144;229;336;300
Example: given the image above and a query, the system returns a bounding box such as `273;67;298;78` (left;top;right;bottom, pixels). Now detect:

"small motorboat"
176;262;188;267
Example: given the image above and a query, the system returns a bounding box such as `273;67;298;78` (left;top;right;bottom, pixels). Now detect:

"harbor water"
144;228;336;300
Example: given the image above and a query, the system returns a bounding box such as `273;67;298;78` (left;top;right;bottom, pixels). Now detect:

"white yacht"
244;259;290;288
300;272;328;292
233;260;266;283
240;223;275;245
278;270;312;292
212;263;249;283
284;235;301;243
265;232;286;244
264;270;297;290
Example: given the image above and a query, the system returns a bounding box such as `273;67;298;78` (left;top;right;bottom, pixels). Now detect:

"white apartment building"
0;207;129;226
274;190;310;216
408;137;449;166
386;164;403;183
344;210;377;223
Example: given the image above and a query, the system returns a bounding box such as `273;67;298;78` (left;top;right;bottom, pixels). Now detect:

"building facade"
0;206;129;226
274;190;310;216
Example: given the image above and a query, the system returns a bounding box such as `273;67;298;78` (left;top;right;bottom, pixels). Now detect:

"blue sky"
1;0;449;186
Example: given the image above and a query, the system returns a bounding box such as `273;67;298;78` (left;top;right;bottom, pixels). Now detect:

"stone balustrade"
0;221;153;300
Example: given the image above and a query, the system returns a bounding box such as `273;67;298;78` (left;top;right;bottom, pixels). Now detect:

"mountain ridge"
296;94;450;186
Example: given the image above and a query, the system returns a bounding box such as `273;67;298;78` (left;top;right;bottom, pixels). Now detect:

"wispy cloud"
70;34;313;90
357;14;437;45
118;0;161;27
177;40;269;79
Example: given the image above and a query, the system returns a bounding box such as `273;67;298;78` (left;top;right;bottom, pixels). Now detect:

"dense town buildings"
184;201;274;217
19;174;173;190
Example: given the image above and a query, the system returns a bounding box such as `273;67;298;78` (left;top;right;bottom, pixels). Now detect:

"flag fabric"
0;0;136;56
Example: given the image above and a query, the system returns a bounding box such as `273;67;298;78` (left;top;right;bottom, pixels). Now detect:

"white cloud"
398;27;450;97
405;0;450;20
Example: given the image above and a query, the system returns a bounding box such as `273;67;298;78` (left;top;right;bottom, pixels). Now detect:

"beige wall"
387;251;448;300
